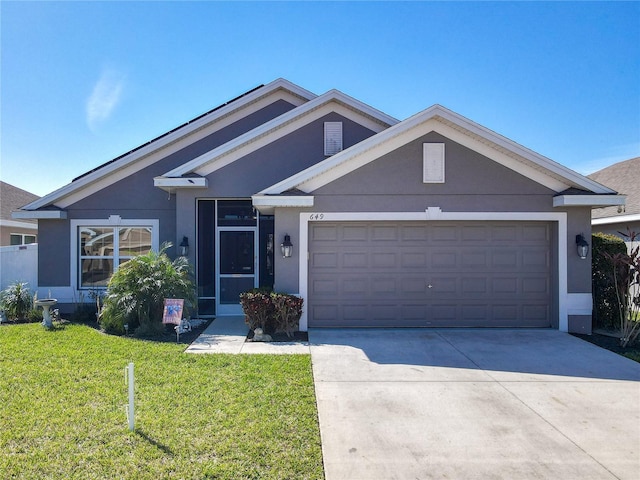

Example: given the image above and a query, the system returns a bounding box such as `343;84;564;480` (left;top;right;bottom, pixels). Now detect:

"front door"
217;228;257;315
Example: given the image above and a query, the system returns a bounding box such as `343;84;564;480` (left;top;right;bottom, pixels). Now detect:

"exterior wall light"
281;234;293;258
576;234;589;259
179;236;189;257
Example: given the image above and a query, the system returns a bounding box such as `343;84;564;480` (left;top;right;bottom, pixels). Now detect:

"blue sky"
1;1;638;197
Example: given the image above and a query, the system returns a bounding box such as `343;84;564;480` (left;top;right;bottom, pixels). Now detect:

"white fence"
0;243;38;291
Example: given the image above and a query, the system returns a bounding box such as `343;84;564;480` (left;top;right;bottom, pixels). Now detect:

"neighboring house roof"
589;157;640;225
0;182;39;228
256;104;622;207
18;78;318;212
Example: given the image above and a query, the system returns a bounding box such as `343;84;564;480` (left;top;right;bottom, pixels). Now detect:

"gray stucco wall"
37;219;70;286
38;99;297;288
271;133;594;331
174;112;378;265
313;132;555;210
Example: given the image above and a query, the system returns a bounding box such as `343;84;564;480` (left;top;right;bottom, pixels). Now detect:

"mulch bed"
571;330;640;360
246;329;309;343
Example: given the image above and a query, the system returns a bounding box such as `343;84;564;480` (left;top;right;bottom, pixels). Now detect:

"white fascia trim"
70;217;160;293
263;117;569;194
592;213;640;226
297;210;569;333
251;194;314;208
260;105;613;196
553;195;626;207
23;80;316;211
153;177;208;189
0;218;38;229
431;107;616;195
162;91;398;179
12;210;67;220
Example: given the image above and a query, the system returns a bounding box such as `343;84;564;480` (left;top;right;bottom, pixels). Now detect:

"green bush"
27;308;43;323
99;243;196;335
0;282;34;322
240;290;303;337
592;233;628;330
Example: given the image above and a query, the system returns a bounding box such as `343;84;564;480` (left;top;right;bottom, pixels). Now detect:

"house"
589;156;640;245
1;181;38;246
13;79;625;334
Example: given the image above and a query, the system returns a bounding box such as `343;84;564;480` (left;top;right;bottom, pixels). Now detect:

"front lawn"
0;323;323;479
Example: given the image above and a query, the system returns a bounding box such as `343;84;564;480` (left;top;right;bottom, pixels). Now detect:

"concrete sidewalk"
185;316;310;354
310;328;640;480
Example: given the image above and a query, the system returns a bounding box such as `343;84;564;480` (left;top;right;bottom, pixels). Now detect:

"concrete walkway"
311;328;640;480
185;316;310;354
187;321;640;479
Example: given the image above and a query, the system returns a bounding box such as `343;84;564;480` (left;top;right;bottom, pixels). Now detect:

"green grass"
0;323;324;479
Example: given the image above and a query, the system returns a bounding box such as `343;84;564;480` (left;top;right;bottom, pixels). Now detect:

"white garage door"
308;221;554;327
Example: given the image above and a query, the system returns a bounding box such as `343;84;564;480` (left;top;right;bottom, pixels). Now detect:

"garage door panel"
431;225;459;241
522;277;550;294
342;277;368;295
308;221;554;328
401;252;428;268
523;304;550;323
311;251;338;268
492;305;519;321
311;278;339;295
523;224;550;241
461;305;488;321
492;277;519;294
401;225;429;241
461;277;488;294
461;225;489;241
311;224;339;241
491;225;518;241
522;250;550;269
372;252;397;268
461;251;488;268
371;277;397;295
431;252;458;268
342;225;368;241
371;225;398;241
343;252;368;268
491;250;519;268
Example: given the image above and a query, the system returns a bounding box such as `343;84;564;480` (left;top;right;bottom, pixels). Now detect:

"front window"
10;233;36;245
78;226;153;288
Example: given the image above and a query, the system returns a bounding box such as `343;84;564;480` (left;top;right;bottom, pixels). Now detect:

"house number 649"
310;213;325;220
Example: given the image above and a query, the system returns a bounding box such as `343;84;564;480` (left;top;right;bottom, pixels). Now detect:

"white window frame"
10;233;37;245
71;216;159;291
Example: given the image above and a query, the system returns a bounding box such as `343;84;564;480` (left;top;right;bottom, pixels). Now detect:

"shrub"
240;290;303;337
0;282;34;322
99;243;196;336
27;308;43;323
603;230;640;347
239;289;275;332
272;293;303;338
592;233;627;329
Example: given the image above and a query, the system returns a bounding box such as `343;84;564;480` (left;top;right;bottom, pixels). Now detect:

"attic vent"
324;122;343;156
423;143;445;183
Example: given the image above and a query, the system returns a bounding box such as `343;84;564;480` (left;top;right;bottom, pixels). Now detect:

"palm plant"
99;243;196;335
0;282;34;322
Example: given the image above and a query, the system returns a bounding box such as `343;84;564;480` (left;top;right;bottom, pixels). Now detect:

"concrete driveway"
309;329;640;480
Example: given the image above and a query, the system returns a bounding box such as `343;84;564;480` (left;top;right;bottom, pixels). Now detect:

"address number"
309;213;325;220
